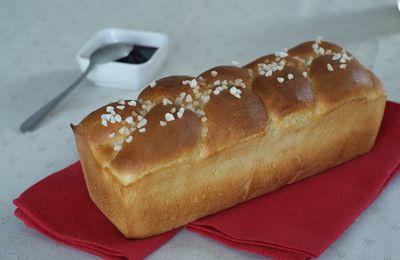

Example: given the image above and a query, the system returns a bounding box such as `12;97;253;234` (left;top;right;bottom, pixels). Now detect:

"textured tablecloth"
1;0;399;259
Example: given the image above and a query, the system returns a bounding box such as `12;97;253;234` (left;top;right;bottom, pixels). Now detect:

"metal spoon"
20;43;133;132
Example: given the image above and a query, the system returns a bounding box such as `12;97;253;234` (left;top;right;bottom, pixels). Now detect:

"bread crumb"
201;127;208;137
125;135;133;143
149;81;157;88
127;100;136;106
113;142;122;152
165;113;175;122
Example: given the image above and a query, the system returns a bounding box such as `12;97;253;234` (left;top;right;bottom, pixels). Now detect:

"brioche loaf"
72;39;386;238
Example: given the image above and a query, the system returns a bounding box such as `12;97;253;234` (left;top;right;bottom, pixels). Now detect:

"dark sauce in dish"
116;45;158;64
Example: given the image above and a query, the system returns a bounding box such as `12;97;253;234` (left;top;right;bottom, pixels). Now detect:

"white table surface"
1;0;399;259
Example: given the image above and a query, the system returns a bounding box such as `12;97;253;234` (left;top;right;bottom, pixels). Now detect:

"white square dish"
76;28;168;90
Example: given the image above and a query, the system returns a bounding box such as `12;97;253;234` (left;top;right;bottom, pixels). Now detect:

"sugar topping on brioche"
100;65;254;152
74;38;385;184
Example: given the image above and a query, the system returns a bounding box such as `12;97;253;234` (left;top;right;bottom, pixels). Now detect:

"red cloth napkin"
186;101;400;260
13;162;180;260
13;101;400;260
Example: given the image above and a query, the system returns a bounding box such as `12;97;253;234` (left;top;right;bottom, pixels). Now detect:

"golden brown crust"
77;102;142;165
199;66;253;88
244;54;304;73
310;56;381;107
251;67;314;119
288;40;343;59
73;40;387;238
203;88;267;155
110;104;201;182
139;75;197;103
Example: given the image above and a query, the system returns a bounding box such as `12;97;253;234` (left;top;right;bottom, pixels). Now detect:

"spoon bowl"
89;43;132;65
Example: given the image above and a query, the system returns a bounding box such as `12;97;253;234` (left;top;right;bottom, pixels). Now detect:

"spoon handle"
20;63;93;132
